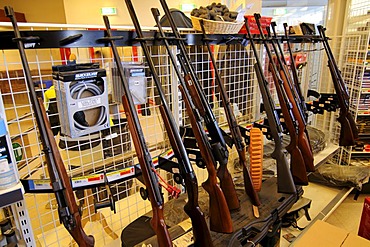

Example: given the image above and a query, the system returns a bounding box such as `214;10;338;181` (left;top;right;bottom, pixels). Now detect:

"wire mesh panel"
0;25;186;246
0;19;347;246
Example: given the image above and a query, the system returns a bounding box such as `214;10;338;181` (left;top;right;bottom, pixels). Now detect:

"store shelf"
351;151;370;157
0;182;24;208
314;143;339;168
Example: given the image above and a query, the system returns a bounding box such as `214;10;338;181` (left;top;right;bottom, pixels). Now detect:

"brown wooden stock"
279;69;315;172
159;107;213;246
122;97;172;246
184;74;206;117
269;64;308;185
183;172;214;246
338;113;356;146
39;99;95;247
217;165;240;210
179;85;233;234
327;63;358;146
184;75;240;211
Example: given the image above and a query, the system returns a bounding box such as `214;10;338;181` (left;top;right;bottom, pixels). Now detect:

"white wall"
63;0;219;26
0;0;66;23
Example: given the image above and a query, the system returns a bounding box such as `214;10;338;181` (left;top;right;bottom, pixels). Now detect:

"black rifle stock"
268;22;314;172
198;20;261;210
150;8;233;233
124;3;213;246
157;0;240;211
317;25;358;146
102;16;172;246
244;18;296;194
5;6;94;247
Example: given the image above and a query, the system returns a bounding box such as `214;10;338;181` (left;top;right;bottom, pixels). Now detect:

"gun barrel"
5;5;94;246
103;14;172;246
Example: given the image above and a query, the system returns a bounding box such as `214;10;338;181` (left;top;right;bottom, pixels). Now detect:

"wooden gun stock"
217;165;240;211
122;96;172;246
159;106;213;246
279;65;314;173
338;113;357;146
6;5;94;246
39;99;95;247
319;25;358;146
104;13;172;246
183;172;214;246
269;64;308;185
179;85;233;234
199;20;258;212
185;76;239;211
327;62;358;146
184;74;206;117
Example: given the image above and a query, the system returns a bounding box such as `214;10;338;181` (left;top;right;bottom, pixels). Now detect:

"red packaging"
239;15;272;34
358;197;370;240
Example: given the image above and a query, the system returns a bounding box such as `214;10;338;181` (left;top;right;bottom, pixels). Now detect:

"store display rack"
340;0;370;161
0;20;348;247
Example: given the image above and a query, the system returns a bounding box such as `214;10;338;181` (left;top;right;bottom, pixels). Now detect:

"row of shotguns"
4;0;358;245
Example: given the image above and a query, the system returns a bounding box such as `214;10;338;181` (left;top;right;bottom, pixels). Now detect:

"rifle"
157;0;240;211
317;25;358;146
198;20;261;216
5;6;94;247
102;16;172;246
283;23;308;121
253;20;308;185
244;17;296;194
124;2;213;245
264;20;315;173
151;8;233;234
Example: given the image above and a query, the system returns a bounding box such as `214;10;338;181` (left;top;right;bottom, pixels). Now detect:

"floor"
280;181;370;246
326;192;369;235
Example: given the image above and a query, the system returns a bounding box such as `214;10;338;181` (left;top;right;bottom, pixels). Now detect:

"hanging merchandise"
52;63;110;138
110;62;147;105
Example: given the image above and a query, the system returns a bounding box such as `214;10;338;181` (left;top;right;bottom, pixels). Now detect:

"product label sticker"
107;167;135;182
71;174;104;188
32;179;52;190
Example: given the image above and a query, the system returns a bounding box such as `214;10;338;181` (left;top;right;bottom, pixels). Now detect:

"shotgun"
198;20;262;216
157;0;240;211
282;22;308;121
5;6;94;247
254;20;308;185
317;25;358;146
102;15;172;246
263;19;315;172
124;2;213;245
151;8;233;234
244;17;296;194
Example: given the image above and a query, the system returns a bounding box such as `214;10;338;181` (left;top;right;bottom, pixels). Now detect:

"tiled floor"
326;192;369;234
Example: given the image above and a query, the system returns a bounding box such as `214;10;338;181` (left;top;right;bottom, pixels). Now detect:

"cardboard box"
293;220;370;247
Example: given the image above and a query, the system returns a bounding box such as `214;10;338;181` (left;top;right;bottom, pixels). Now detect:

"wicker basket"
191;16;244;34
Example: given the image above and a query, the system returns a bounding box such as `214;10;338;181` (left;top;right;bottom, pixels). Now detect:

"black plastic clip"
94;172;116;214
12;36;40;43
59;33;83;46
